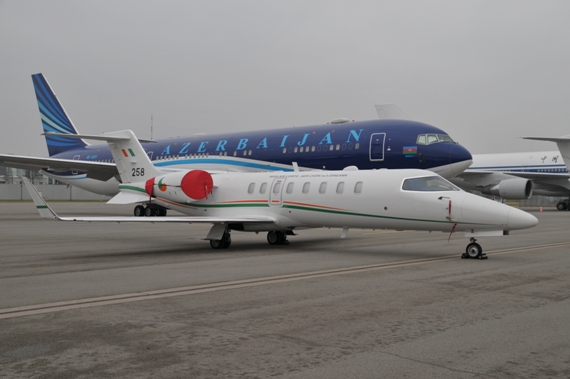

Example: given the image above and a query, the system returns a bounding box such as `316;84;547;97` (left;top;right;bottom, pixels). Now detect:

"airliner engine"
145;170;214;202
483;178;533;199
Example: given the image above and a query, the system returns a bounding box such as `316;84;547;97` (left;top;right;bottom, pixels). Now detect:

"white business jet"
23;130;537;259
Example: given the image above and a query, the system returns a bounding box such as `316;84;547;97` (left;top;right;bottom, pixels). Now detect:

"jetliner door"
269;177;286;207
72;155;80;174
369;133;386;161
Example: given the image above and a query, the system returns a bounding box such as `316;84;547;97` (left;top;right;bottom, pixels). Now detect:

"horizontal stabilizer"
0;154;118;181
43;132;155;143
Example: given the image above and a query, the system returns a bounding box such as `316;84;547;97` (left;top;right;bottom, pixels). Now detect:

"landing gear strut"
210;230;231;249
267;231;289;245
461;238;487;259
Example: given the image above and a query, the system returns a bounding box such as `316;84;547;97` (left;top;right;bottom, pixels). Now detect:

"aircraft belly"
42;172;120;196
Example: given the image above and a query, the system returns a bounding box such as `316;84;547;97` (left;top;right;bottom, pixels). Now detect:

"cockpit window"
416;134;455;145
402;176;460;192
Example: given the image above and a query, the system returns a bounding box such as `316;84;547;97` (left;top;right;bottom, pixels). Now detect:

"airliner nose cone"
508;208;538;230
433;144;473;178
449;144;473;168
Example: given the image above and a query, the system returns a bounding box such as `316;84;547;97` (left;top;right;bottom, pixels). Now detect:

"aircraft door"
369;133;386;161
72;155;80;174
269;177;286;207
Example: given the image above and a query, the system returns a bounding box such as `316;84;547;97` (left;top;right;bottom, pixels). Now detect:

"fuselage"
44;119;472;195
466;151;570;196
122;168;537;234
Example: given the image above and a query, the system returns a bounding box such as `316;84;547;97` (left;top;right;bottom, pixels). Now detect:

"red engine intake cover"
180;170;214;200
145;177;155;196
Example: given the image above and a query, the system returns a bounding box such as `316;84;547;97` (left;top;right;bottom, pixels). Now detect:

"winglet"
22;177;60;220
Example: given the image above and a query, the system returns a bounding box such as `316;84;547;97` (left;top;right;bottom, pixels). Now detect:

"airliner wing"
459;170;566;180
0;154;118;181
23;177;274;224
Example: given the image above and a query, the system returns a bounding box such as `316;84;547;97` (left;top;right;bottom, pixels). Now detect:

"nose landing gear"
461;238;488;259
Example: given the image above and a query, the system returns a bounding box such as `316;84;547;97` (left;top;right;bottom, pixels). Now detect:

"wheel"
465;242;483;259
221;233;231;249
556;202;567;211
134;205;145;217
144;206;156;217
267;231;279;245
158;209;167;217
210;239;223;249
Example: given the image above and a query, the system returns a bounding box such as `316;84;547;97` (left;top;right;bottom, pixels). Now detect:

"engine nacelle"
483;178;533;199
145;170;214;202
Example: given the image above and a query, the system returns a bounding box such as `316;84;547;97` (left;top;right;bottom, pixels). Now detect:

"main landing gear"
267;231;289;245
134;204;167;217
210;231;231;249
461;238;488;260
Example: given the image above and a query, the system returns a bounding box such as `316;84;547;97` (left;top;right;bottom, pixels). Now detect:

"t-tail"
43;129;161;184
32;73;87;156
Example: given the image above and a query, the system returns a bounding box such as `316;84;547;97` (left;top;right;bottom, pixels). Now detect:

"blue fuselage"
50;119;471;177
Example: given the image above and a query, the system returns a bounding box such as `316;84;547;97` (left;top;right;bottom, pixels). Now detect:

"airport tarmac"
0;202;569;378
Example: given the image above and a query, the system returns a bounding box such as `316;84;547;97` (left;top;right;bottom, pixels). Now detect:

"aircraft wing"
0;154;118;181
22;177;274;224
459;170;568;180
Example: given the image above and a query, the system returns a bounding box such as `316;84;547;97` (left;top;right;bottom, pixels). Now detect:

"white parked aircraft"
23;130;538;259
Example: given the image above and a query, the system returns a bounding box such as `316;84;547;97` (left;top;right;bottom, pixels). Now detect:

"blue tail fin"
32;73;88;156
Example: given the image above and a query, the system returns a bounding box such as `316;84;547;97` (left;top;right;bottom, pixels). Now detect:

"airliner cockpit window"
416;134;455;145
402;176;459;192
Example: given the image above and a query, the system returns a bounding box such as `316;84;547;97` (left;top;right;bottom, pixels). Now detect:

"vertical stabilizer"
32;73;87;156
97;130;162;184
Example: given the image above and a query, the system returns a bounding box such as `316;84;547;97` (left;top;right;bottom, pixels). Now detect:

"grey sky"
1;1;569;156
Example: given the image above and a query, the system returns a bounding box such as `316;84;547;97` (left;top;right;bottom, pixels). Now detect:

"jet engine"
145;170;214;202
483;178;533;199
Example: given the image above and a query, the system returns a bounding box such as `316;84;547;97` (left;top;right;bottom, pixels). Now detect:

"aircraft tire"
158;209;167;217
144;206;156;217
465;242;482;259
134;205;145;217
222;233;231;249
556;202;567;211
267;231;279;245
210;239;223;249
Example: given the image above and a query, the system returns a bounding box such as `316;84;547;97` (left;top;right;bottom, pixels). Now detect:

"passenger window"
286;182;294;194
319;182;327;194
336;182;344;194
260;182;267;194
248;183;255;194
302;182;310;194
354;182;363;194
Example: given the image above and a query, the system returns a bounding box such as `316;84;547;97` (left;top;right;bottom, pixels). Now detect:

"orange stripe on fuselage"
283;201;346;211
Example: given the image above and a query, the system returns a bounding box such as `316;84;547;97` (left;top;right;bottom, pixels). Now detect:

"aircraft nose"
449;144;472;173
507;208;538;230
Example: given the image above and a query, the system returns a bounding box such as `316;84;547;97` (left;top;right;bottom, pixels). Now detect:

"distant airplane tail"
32;73;88;156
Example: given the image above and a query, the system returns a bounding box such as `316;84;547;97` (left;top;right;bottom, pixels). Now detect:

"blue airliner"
1;74;472;202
